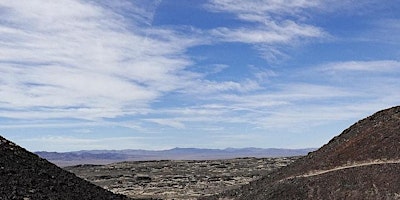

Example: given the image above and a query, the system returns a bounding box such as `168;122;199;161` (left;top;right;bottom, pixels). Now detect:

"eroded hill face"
0;136;131;200
211;106;400;200
302;105;400;170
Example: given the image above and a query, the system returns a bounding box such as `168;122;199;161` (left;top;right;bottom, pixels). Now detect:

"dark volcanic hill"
209;105;400;199
0;136;131;200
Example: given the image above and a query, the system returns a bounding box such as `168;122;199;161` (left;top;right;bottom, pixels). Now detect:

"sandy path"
282;159;400;181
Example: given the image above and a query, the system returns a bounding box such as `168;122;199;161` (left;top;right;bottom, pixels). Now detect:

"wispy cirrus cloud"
210;21;323;44
142;59;400;133
322;60;400;72
0;0;202;120
1;0;399;151
0;0;271;130
205;0;319;20
317;60;400;105
140;83;355;131
19;135;171;151
356;18;400;45
204;0;326;61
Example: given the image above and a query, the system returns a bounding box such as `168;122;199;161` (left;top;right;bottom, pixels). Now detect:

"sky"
0;0;399;152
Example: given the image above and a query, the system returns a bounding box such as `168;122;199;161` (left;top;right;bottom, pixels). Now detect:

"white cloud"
73;129;92;134
183;79;262;95
323;60;400;72
216;83;354;106
130;82;357;133
137;58;400;134
205;0;319;19
370;19;400;44
211;17;326;45
205;0;326;61
210;21;323;44
19;135;170;151
144;118;186;129
0;0;203;120
0;121;95;129
96;0;163;26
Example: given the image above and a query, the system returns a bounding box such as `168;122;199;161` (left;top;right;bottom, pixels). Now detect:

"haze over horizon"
1;0;399;152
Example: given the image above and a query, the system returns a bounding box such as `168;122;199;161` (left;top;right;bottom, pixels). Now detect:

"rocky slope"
0;136;131;200
208;105;400;199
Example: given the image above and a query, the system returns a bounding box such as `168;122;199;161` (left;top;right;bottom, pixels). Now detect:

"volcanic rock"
0;136;131;200
66;157;298;199
209;105;400;199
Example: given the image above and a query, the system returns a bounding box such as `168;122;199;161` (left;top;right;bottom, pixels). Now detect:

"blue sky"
0;0;399;152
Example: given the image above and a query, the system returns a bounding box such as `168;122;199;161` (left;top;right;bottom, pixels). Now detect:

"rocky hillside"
0;136;132;200
209;105;400;199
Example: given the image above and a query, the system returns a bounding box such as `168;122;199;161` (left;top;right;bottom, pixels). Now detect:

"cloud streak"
0;0;201;120
322;60;400;72
205;0;326;61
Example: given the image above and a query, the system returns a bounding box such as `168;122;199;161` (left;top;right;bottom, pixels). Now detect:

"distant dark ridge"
208;105;400;199
35;147;315;167
0;136;132;200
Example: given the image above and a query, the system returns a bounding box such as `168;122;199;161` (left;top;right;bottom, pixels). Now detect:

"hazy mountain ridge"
35;147;315;166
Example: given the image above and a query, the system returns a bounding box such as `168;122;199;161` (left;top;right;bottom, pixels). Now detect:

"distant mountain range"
35;147;316;166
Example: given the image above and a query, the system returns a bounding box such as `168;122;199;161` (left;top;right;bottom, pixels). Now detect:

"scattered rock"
66;157;298;199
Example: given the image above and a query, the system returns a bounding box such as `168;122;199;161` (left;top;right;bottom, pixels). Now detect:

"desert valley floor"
65;157;299;199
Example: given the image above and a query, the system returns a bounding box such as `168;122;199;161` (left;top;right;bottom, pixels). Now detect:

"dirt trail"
283;159;400;181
